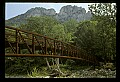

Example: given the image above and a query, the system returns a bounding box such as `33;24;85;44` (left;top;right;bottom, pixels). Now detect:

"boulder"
103;63;114;70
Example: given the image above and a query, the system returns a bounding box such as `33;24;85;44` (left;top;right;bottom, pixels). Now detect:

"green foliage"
75;20;98;55
63;19;79;42
90;3;116;63
103;63;115;70
27;67;40;77
74;3;116;63
19;16;76;43
5;57;47;75
49;24;65;41
63;19;78;33
88;3;116;21
19;16;59;35
65;59;75;66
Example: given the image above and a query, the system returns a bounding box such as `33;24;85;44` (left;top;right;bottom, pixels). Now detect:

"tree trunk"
52;58;55;66
45;58;51;70
55;53;64;75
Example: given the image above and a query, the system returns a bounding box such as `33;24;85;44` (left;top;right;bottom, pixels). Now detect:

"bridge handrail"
5;26;99;65
5;26;80;50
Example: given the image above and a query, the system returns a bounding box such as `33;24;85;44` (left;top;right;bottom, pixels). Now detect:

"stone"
44;76;50;78
103;63;114;70
6;5;93;26
57;5;91;22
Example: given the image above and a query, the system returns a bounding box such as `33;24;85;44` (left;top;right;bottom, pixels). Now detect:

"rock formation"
5;5;92;26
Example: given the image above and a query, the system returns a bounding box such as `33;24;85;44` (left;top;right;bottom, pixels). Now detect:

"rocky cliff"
5;5;92;26
55;5;92;22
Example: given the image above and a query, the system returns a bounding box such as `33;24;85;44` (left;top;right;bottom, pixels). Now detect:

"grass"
5;64;116;78
27;66;49;78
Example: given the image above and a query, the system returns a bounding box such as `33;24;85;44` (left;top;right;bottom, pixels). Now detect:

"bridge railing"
5;26;99;65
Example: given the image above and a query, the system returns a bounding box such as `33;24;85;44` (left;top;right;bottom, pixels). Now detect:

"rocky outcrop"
56;5;92;22
24;7;56;17
5;5;92;26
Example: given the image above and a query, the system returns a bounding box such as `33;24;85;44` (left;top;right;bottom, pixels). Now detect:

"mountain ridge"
5;5;92;26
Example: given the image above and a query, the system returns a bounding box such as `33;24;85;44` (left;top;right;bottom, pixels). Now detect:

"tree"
63;19;78;33
74;3;116;63
88;3;116;62
19;16;59;35
63;19;79;43
19;16;72;74
74;20;98;56
49;24;66;41
88;3;116;22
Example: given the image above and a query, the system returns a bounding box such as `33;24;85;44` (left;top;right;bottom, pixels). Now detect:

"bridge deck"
5;54;95;63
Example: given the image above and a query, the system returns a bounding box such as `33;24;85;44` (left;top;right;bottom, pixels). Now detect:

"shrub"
65;59;75;66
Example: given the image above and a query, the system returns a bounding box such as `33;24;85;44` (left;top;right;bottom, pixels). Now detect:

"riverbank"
5;65;116;78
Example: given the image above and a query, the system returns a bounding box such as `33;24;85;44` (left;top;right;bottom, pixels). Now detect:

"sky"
5;3;95;20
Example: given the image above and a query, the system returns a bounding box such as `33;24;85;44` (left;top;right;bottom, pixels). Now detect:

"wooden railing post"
61;42;63;56
73;50;75;57
44;37;47;55
77;49;79;58
18;34;21;54
67;44;69;56
71;46;72;57
32;34;35;54
75;47;77;57
69;46;71;56
54;40;56;55
16;30;18;54
73;46;75;57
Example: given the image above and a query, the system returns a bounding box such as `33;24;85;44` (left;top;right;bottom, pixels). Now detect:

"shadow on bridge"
5;26;99;65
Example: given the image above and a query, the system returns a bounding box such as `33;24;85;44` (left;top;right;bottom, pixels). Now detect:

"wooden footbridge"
5;26;99;65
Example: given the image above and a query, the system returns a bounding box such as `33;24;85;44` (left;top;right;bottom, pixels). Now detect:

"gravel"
5;68;116;78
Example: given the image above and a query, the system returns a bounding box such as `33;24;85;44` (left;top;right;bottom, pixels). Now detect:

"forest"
5;3;116;78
